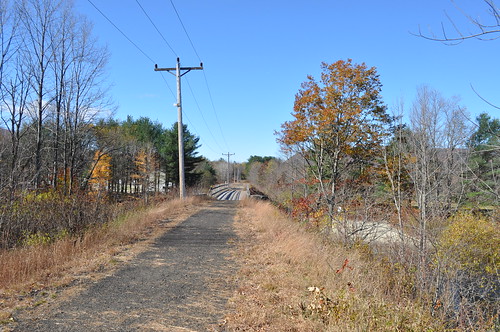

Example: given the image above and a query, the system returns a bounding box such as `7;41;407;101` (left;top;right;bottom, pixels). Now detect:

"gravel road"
12;200;238;332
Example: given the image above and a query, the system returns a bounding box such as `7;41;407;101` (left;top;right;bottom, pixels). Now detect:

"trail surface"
12;200;238;332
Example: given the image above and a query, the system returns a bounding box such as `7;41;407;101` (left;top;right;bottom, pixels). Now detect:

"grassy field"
226;199;444;331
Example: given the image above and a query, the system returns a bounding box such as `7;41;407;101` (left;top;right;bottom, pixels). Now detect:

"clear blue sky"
74;0;499;163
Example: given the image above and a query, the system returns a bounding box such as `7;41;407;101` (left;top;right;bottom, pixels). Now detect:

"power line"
134;0;177;57
182;110;219;155
201;71;229;150
185;77;224;151
87;0;155;64
168;0;201;62
159;73;176;99
88;0;222;157
168;0;229;150
87;0;178;114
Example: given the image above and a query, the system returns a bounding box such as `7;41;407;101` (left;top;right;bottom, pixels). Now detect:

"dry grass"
0;196;207;318
226;199;443;331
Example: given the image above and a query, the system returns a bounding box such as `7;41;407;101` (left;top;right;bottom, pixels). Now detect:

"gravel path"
12;200;238;332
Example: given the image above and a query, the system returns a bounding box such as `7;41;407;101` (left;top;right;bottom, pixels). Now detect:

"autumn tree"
277;59;391;238
133;146;158;202
245;155;275;179
91;119;136;195
122;116;164;193
436;213;500;329
88;149;112;192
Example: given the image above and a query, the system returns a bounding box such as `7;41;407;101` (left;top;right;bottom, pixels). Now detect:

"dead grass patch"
0;196;208;316
226;199;443;331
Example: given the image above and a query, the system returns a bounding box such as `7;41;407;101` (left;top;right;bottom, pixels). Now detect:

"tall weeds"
227;199;444;331
0;191;122;249
0;196;201;294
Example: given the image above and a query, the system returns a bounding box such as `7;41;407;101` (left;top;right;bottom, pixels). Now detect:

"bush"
0;190;118;249
435;213;499;329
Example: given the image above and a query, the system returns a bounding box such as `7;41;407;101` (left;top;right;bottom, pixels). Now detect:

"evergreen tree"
160;123;203;188
468;112;500;205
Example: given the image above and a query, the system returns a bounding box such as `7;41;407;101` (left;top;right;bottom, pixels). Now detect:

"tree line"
91;117;210;198
0;0;215;198
0;0;216;249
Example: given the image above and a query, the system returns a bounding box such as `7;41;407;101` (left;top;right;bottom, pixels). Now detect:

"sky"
73;0;500;163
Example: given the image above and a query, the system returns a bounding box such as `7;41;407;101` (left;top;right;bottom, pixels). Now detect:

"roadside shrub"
0;190;119;249
435;213;500;330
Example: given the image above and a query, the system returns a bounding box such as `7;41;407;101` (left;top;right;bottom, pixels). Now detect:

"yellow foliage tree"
89;150;112;191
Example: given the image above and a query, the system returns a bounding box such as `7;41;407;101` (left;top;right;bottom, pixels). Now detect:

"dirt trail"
11;200;238;332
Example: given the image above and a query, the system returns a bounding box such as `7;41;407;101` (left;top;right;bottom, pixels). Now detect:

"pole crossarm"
155;63;203;76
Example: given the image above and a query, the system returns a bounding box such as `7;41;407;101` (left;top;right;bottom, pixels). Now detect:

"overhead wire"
88;0;220;156
87;0;156;64
182;110;220;155
87;0;177;100
201;71;229;150
136;0;226;154
134;0;177;57
168;0;201;62
168;0;230;151
159;73;176;99
185;77;224;151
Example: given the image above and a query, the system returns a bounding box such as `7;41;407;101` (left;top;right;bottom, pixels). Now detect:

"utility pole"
155;58;203;199
222;152;234;185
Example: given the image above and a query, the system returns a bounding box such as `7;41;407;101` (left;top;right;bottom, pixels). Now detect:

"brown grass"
0;196;207;317
226;199;443;331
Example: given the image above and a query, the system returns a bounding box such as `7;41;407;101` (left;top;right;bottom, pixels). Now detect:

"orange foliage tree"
277;59;391;227
89;150;112;192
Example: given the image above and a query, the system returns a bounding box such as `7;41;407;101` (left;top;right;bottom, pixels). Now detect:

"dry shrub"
0;190;121;249
227;199;442;331
434;213;500;330
0;196;204;303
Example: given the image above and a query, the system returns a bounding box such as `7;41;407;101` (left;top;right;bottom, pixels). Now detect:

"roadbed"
11;200;239;332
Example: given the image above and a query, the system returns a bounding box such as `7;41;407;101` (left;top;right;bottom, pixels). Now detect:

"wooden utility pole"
155;58;203;199
222;152;234;185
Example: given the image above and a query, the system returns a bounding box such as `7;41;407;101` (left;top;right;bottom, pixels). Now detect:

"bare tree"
383;100;411;250
17;0;63;188
49;1;74;188
406;86;470;287
62;17;111;193
0;0;19;92
1;56;31;195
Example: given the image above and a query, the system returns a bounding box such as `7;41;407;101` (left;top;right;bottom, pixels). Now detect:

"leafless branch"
414;0;500;43
470;84;500;110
